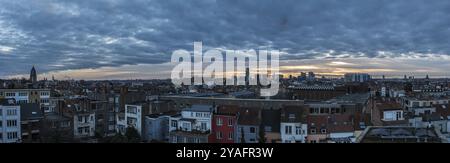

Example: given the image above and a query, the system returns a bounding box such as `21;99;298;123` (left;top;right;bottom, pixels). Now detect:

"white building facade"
125;104;142;135
73;113;96;138
169;105;213;133
280;122;307;143
0;101;21;143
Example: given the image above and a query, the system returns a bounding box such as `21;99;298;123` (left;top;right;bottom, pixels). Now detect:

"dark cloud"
1;0;450;77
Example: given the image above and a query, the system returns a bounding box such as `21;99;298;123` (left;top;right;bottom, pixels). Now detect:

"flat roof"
182;105;213;112
357;126;446;143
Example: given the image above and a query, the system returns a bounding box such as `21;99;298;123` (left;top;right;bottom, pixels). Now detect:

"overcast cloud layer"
1;0;450;78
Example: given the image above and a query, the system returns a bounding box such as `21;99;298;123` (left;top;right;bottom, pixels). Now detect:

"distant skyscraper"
30;66;37;83
344;73;371;83
245;67;250;86
308;72;315;80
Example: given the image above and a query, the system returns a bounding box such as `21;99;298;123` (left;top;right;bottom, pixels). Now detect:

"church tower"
30;66;37;83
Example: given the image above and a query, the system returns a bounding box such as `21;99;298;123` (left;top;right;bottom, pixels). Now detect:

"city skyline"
1;0;450;79
3;63;449;81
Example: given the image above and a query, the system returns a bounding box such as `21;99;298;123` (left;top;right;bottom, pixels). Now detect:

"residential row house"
209;105;240;143
0;89;51;110
19;103;44;143
169;105;213;143
57;97;96;139
0;99;21;143
280;106;308;143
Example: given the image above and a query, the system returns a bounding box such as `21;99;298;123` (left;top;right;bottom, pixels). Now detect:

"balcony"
77;122;92;127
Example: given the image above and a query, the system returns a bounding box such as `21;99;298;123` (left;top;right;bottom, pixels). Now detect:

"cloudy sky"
1;0;450;80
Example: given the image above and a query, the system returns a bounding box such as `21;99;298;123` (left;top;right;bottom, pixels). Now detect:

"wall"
280;123;307;143
236;125;259;143
0;105;21;143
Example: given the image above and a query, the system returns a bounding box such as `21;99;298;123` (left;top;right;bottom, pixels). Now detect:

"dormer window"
289;114;295;120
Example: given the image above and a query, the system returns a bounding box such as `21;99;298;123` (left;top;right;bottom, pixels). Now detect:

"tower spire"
30;65;37;83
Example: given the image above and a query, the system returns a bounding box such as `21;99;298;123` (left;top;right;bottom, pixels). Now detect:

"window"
216;131;223;139
18;100;28;104
40;91;50;96
228;118;233;126
85;127;90;133
320;108;325;114
18;92;28;96
250;139;255;142
40;99;49;103
229;132;234;140
321;129;327;134
0;121;2;127
289;114;295;119
78;128;83;134
0;109;2;116
331;108;336;114
217;118;223;126
5;92;15;97
264;126;272;132
250;127;256;133
127;118;137;126
313;108;319;114
0;133;2;139
172;136;177;143
127;106;137;114
61;121;69;127
310;128;316;134
7;120;17;127
196;113;201;117
285;126;292;135
396;112;402;120
201;122;207;131
78;116;83;122
296;127;302;135
171;120;178;128
7;132;17;139
182;122;190;130
7;109;17;116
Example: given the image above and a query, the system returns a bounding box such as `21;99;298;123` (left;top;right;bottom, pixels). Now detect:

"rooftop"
280;106;307;123
215;105;241;116
238;108;261;125
0;98;17;106
182;105;214;112
358;126;446;143
20;103;44;121
145;111;180;119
